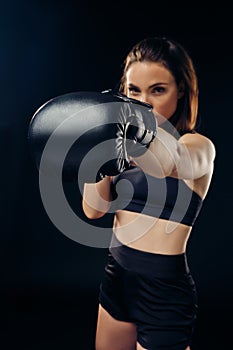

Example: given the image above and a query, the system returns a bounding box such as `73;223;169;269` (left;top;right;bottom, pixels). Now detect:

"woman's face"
125;61;183;124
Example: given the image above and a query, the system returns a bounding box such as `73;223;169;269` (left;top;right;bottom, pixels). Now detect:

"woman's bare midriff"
113;210;192;255
111;171;213;255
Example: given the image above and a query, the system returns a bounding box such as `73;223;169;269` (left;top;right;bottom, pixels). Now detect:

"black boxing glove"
108;91;157;157
28;90;157;183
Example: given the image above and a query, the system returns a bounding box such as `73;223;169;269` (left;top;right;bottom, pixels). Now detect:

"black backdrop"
1;1;232;349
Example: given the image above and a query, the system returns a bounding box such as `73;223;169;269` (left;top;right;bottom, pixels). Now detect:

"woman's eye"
128;87;139;95
152;86;165;93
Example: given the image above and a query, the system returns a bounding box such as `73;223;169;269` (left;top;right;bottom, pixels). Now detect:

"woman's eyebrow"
127;82;169;88
149;82;169;88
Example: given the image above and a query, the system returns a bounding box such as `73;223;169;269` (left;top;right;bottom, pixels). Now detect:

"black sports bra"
110;166;203;227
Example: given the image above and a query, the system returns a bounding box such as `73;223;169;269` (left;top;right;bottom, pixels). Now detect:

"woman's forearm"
132;127;215;180
82;176;112;219
133;128;179;178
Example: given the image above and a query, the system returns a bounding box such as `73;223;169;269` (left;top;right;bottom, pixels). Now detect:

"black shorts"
99;236;198;350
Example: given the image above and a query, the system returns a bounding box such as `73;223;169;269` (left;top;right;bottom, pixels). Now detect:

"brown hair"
119;37;199;134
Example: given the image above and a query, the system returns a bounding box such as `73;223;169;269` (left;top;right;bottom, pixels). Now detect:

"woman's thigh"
95;304;137;350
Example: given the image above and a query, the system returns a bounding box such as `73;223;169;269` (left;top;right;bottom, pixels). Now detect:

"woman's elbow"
84;210;106;220
82;202;109;220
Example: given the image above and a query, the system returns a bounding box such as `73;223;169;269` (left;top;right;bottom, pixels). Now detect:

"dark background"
1;1;232;349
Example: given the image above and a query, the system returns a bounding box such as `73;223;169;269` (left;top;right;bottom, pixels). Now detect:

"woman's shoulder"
180;131;216;159
180;130;214;145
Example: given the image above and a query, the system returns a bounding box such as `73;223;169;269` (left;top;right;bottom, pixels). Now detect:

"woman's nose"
139;94;146;102
140;94;152;106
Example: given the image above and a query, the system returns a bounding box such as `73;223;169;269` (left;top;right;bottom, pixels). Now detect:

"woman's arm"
133;128;216;180
82;176;113;219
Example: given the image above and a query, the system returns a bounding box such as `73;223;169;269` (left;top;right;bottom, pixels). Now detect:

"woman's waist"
113;210;191;255
109;234;191;279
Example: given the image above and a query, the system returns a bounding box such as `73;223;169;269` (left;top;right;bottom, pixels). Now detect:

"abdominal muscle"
113;210;192;255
